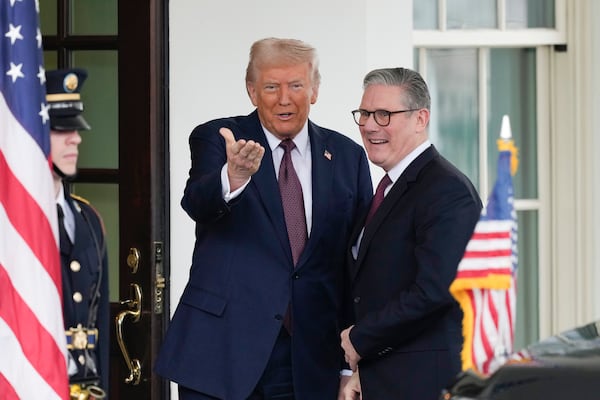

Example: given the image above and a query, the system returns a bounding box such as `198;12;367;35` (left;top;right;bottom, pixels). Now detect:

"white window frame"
413;0;567;341
414;0;566;47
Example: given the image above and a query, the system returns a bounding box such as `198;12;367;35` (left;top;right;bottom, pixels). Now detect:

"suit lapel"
296;122;333;268
240;112;291;260
351;146;438;279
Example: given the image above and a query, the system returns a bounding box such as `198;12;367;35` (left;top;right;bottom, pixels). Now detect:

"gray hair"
245;37;321;87
363;67;430;111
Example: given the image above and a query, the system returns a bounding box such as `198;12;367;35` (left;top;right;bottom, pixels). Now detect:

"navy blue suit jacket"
347;146;482;400
156;111;372;399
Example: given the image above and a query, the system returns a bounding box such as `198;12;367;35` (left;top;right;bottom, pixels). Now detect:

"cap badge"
63;73;79;93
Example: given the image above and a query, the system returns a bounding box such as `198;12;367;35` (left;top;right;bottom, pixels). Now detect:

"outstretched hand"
220;127;265;191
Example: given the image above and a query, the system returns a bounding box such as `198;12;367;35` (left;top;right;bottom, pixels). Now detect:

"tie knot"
280;139;296;153
376;174;392;194
364;174;392;226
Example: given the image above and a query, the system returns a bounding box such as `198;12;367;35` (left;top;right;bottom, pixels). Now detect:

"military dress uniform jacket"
59;189;109;392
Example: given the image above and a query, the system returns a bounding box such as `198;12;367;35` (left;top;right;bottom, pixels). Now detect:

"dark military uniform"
47;68;109;398
59;188;109;393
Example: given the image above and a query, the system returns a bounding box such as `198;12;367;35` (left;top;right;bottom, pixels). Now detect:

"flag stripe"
454;268;513;279
463;249;512;258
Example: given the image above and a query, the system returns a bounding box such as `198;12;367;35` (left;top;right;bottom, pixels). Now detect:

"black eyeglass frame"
351;108;420;127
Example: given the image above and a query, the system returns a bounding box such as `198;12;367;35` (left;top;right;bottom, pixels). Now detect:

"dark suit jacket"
155;111;372;400
347;145;482;400
60;189;109;391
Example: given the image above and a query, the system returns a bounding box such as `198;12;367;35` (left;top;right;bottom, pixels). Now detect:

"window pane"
72;183;119;302
413;48;419;70
39;0;57;35
514;210;539;349
414;0;438;29
447;0;497;29
73;51;119;169
506;0;555;28
426;49;479;188
43;51;58;70
488;48;537;199
70;0;118;35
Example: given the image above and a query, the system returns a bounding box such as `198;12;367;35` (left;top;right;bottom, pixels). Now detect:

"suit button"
293;273;299;279
353;296;361;303
274;314;283;321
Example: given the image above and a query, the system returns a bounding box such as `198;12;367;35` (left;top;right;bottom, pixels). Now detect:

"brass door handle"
115;283;142;385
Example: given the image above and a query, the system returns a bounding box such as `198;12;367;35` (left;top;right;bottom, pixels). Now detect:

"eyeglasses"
351;108;419;127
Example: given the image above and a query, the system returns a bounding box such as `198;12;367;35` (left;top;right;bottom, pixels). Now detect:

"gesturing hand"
220;127;265;191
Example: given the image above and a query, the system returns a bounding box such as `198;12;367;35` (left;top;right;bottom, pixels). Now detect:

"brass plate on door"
127;247;140;274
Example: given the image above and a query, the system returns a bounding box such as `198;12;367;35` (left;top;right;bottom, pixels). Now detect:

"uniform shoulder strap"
70;193;90;205
70;193;107;235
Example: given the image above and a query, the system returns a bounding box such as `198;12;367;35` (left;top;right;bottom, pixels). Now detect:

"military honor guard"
47;68;109;399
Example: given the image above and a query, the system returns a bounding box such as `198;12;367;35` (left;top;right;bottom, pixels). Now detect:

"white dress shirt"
56;184;75;242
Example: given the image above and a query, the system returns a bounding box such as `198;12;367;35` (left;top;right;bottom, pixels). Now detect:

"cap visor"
50;115;91;131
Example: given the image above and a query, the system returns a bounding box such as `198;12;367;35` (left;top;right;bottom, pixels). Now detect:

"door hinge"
154;241;165;314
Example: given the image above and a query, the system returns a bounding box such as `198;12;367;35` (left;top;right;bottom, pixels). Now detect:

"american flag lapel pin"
324;150;332;160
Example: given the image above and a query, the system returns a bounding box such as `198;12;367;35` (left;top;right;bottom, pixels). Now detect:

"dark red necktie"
278;140;307;335
278;140;307;266
364;174;392;226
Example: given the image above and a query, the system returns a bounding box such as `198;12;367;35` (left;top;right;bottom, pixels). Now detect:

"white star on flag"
37;65;46;84
36;28;42;48
39;102;50;124
6;62;25;83
5;23;23;45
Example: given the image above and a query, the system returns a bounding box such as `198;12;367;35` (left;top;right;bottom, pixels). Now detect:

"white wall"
168;2;412;396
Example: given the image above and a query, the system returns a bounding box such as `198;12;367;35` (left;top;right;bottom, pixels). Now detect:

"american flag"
450;138;519;376
0;1;69;399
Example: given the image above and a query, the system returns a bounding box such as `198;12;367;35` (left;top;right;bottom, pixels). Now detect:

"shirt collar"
56;184;68;209
387;140;431;183
263;122;310;156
